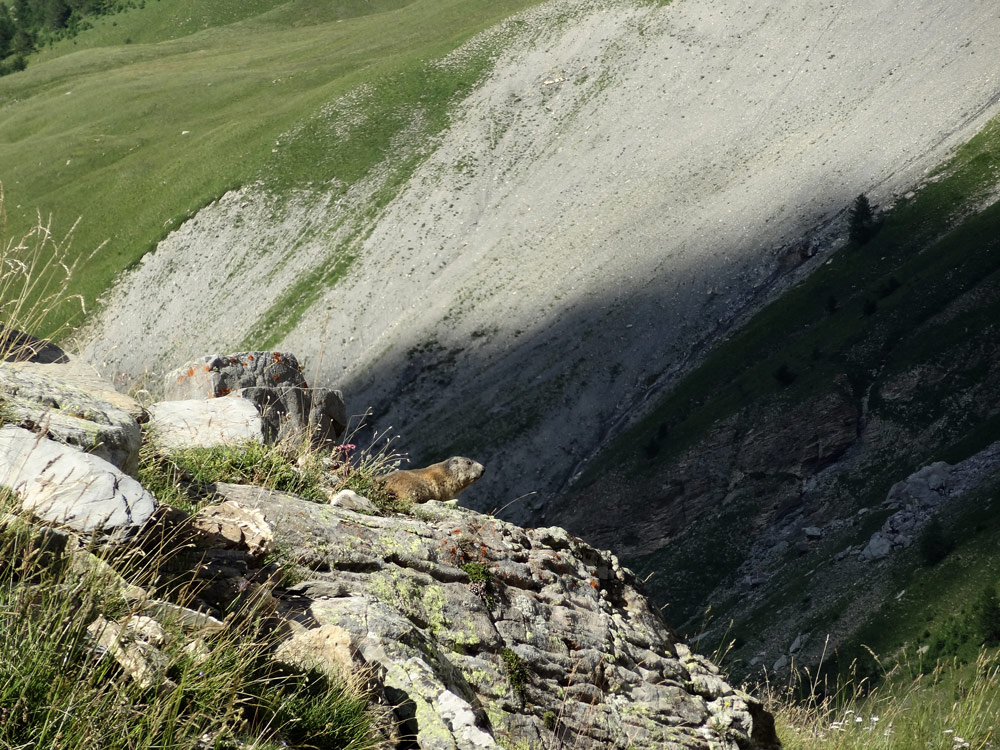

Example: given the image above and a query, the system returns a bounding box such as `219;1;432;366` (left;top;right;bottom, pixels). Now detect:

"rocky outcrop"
860;442;1000;561
0;360;143;475
0;342;154;534
147;397;266;451
165;352;347;448
210;483;780;750
0;340;780;748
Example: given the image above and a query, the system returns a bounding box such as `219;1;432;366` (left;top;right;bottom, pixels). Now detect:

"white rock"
329;489;377;514
436;690;495;748
0;425;156;533
147;397;264;451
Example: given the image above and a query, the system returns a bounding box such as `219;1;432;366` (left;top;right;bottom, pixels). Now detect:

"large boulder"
0;360;143;475
0;425;156;534
164;352;347;447
212;483;781;750
146;397;265;452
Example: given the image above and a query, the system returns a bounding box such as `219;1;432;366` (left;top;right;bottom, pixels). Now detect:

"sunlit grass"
768;648;1000;750
0;0;545;336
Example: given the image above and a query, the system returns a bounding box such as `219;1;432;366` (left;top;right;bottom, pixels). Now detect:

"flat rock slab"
0;361;142;475
0;425;156;533
6;359;146;424
147;397;265;451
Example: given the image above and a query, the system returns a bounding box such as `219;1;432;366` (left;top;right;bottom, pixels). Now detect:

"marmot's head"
446;456;485;485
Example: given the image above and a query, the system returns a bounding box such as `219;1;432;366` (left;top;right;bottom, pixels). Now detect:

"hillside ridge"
81;0;1000;525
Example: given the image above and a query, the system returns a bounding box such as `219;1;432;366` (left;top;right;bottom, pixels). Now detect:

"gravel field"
85;0;1000;520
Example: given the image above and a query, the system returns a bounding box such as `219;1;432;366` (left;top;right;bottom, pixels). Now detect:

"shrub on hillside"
918;517;955;566
773;363;797;387
975;585;1000;646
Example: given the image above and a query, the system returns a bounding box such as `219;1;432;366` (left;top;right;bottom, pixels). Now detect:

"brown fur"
381;456;485;504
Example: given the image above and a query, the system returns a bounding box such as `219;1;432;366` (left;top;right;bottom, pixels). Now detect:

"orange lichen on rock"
186;368;195;377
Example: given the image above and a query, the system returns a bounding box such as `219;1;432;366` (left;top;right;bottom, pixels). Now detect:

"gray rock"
803;526;823;540
0;325;70;363
165;352;306;399
0;361;142;475
886;461;951;508
163;352;347;447
147;397;265;451
87;615;173;692
0;425;156;533
860;533;891;561
212;483;780;750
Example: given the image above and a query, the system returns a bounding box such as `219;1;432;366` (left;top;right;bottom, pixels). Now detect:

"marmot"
381;456;485;504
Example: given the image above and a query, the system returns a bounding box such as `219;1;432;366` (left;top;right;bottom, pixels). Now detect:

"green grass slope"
0;0;541;333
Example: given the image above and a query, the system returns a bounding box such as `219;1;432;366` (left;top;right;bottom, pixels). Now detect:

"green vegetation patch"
0;0;547;336
770;648;1000;750
500;646;528;704
0;489;376;750
139;438;326;511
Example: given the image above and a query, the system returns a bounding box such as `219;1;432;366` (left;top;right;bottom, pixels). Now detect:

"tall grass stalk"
0;186;92;356
0;488;377;749
321;413;410;514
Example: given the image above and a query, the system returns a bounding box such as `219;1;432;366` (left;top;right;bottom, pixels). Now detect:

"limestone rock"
0;361;142;474
860;533;891;562
329;489;378;514
0;425;156;534
87;615;174;692
273;623;356;678
212;483;780;750
163;352;347;446
147;397;265;451
192;500;274;558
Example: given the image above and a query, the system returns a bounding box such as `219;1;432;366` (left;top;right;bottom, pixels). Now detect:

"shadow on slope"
334;117;1000;646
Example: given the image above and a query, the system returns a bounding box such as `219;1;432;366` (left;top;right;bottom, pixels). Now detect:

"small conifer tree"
848;193;877;245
